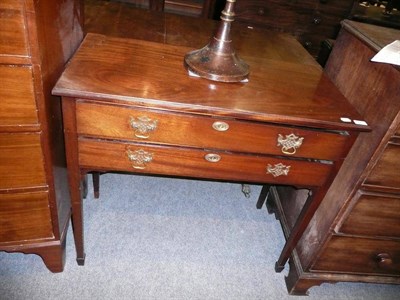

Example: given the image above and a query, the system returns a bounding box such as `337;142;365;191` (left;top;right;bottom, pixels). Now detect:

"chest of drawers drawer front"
312;235;400;276
78;139;332;187
76;102;348;161
338;191;400;239
0;191;53;243
0;133;46;190
364;143;400;191
0;66;38;126
0;0;29;59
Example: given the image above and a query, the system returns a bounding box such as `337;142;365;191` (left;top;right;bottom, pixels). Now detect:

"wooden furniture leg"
92;172;100;199
256;184;271;209
62;97;85;265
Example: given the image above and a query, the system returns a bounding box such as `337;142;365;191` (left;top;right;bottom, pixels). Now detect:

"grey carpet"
1;173;399;299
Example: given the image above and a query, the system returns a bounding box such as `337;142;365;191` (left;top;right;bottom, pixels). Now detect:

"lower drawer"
78;138;332;186
0;191;54;243
312;235;400;276
338;191;400;239
364;143;400;191
0;133;46;190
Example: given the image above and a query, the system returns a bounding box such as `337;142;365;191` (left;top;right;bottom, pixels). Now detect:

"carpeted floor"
1;173;399;299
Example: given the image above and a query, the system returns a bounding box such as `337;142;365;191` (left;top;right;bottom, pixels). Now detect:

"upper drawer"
364;143;400;192
312;235;400;276
76;101;349;161
338;191;400;239
0;191;53;243
0;66;38;127
0;133;46;190
78;138;333;187
0;0;29;59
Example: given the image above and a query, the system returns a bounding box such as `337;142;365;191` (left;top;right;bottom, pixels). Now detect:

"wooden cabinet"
269;20;400;295
234;0;354;57
107;0;216;18
0;0;83;272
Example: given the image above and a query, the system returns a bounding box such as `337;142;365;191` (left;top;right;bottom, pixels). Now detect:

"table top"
54;31;368;132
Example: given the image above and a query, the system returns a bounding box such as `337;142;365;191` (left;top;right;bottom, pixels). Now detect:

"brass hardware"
212;121;229;132
129;116;158;139
266;163;291;177
126;148;153;169
183;0;249;82
205;153;221;163
277;133;304;155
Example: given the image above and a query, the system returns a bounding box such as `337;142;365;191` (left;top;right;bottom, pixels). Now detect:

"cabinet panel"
364;143;400;191
0;133;46;189
0;191;53;243
0;66;38;127
338;191;400;239
0;0;29;59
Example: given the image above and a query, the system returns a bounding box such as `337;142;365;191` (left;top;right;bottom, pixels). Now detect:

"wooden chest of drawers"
0;0;83;272
234;0;354;57
271;20;400;295
52;30;368;270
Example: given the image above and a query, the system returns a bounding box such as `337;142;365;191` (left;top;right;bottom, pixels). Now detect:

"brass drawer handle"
277;133;304;155
212;121;229;132
126;148;153;169
266;163;291;177
129;116;158;139
205;153;221;163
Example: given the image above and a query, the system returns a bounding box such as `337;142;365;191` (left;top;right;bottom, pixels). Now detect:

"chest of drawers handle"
129;116;158;139
376;253;393;269
205;153;221;163
277;133;304;155
126;148;153;169
212;121;230;132
267;163;291;177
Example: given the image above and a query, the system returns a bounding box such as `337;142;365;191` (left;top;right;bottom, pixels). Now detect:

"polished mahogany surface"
0;0;83;272
54;33;367;132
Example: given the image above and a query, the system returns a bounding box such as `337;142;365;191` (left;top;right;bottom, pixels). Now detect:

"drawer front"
0;191;53;243
0;66;38;126
0;0;29;58
76;102;349;161
338;191;400;239
0;133;46;189
312;235;400;276
78;138;332;186
364;143;400;191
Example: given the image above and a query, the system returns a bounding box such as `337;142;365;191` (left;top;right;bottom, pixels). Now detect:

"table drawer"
312;235;400;276
0;133;46;189
0;191;53;243
338;191;400;239
76;101;349;161
78;138;333;186
0;66;38;127
364;143;400;191
0;0;29;58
